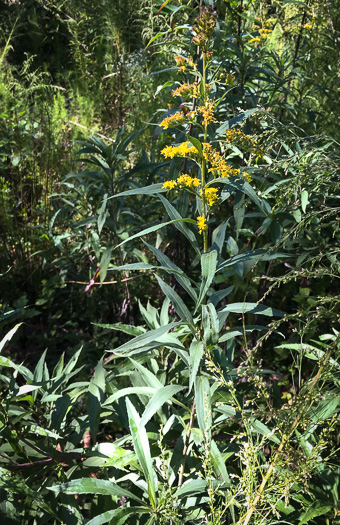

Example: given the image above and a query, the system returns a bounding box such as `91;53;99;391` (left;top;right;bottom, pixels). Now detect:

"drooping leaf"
48;478;144;504
219;302;284;317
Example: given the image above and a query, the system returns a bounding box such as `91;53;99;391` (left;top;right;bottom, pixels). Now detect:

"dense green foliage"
0;1;339;524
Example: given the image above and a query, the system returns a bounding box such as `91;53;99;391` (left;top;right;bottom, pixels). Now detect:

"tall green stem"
201;53;208;253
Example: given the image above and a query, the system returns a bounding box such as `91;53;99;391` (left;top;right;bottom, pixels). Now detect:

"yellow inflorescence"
197;101;216;126
197;216;207;234
161;141;199;159
172;82;199;98
201;187;219;206
203;143;239;178
163;180;177;190
174;55;196;72
160;112;185;130
162;174;200;192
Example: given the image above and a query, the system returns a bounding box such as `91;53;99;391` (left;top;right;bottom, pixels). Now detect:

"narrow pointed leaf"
48;478;144;504
126;399;157;509
189;340;204;393
159;195;200;254
196;250;218;310
140;385;184;427
219;302;284;317
155;275;194;328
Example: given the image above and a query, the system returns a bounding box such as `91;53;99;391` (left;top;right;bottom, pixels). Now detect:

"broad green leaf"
217;249;291;272
88;357;106;442
97;192;108;234
126;399;157;509
129;358;163;389
0;355;32;379
189;340;204;393
100;245;113;283
108;183;166;199
103;387;156;407
202;303;219;345
105;322;180;357
195;376;212;440
196;250;218;311
0;323;22;354
219;324;272;343
139;385;184;427
48;478;144;504
115;219;197;250
187;136;202;155
251;419;280;444
211;439;231;485
211;219;230;256
176;478;207;497
219;302;284;317
155;275;194;328
159;195;200;255
93;323;145;336
298;502;333;524
208;286;234;308
86;506;151;525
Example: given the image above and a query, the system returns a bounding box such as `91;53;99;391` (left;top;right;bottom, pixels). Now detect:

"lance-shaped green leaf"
155;275;194;329
195;376;212;440
202;303;219;345
217;249;291;272
100;245;113;283
126;399;157;509
211;219;230;257
143;241;197;301
219;324;274;343
139;385;184;427
103;387;156;407
115;219;197;250
105;322;181;357
159;194;200;255
175;478;208;498
88;357;106;442
0;323;22;354
219;302;285;317
196;250;218;312
108;183;166;199
86;506;151;525
189;340;204;393
129;358;163;389
251;419;280;444
48;478;144;504
211;439;231;485
208;286;234;308
93;323;145;337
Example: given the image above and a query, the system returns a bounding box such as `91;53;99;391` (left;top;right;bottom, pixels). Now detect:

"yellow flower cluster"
160;112;185;129
162;180;177;190
163;174;200;191
172;82;198;98
174;55;196;72
197;216;207;234
200;187;219;206
203;143;239;178
161;141;198;159
225;128;264;158
197;102;216;126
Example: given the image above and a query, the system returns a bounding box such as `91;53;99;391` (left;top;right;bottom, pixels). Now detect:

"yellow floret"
197;216;207;234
